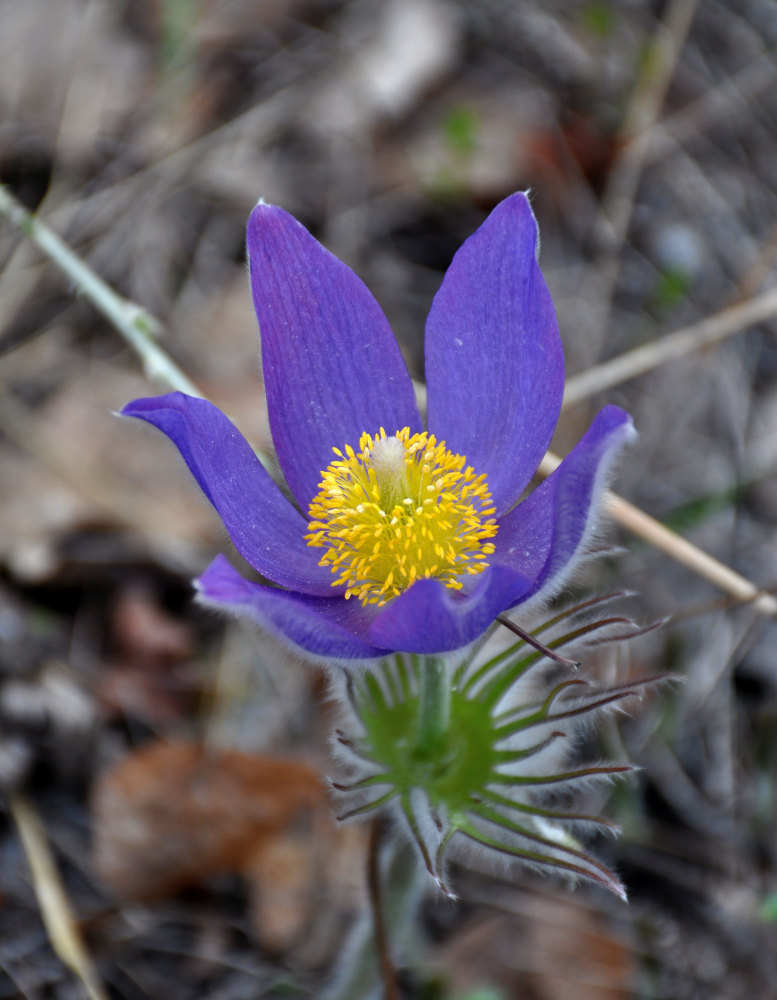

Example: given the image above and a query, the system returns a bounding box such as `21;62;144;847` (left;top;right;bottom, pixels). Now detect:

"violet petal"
493;405;635;605
121;393;338;596
425;193;564;516
247;203;421;510
196;555;387;661
368;566;532;654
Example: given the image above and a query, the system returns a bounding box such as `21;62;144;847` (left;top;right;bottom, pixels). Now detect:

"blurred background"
2;0;777;997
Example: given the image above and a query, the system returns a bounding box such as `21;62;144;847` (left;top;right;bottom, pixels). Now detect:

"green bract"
334;596;656;898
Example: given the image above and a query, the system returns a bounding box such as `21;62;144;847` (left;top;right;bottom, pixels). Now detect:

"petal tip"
247;200;298;238
120;391;192;420
248;198;274;219
599;404;637;443
497;190;540;239
194;553;233;595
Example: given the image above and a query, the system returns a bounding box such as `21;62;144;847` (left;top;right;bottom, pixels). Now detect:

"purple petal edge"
368;566;532;654
493;405;635;608
196;555;388;662
121;393;339;597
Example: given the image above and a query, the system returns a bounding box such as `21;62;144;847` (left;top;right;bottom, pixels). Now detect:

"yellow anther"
305;427;498;606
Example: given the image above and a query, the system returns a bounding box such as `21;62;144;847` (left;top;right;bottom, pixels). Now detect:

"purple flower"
122;193;633;663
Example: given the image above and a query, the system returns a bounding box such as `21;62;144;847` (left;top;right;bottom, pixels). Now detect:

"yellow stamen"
305;427;498;606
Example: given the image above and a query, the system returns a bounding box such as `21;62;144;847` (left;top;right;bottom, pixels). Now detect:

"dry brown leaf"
0;363;215;581
92;740;365;957
96;582;198;727
436;895;635;1000
110;584;193;664
92;741;326;897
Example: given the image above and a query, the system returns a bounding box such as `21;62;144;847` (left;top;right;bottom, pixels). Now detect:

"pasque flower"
122;194;643;900
122;193;633;663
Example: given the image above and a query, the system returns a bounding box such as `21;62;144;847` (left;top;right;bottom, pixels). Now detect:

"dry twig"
538;452;777;617
563;285;777;407
589;0;699;338
0;183;200;396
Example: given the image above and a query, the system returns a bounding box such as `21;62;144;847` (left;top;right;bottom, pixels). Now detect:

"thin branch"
563;285;777;407
367;819;400;1000
594;0;699;260
580;0;699;349
642;49;777;170
0;183;200;396
607;493;777;617
538;451;777;617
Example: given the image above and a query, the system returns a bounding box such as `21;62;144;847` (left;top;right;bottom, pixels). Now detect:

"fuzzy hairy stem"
414;656;450;757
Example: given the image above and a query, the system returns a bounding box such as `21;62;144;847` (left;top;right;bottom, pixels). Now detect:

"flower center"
305;427;498;606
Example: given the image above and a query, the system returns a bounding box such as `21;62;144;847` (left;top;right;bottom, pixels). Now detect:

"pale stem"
323;835;422;1000
10;793;109;1000
0;183;201;396
538;450;777;618
562;284;777;408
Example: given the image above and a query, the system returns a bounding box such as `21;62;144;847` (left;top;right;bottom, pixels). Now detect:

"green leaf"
580;2;616;40
759;892;777;923
652;267;692;313
443;106;480;158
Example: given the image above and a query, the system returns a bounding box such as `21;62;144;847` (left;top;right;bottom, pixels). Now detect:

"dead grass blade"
588;0;699;338
10;793;109;1000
